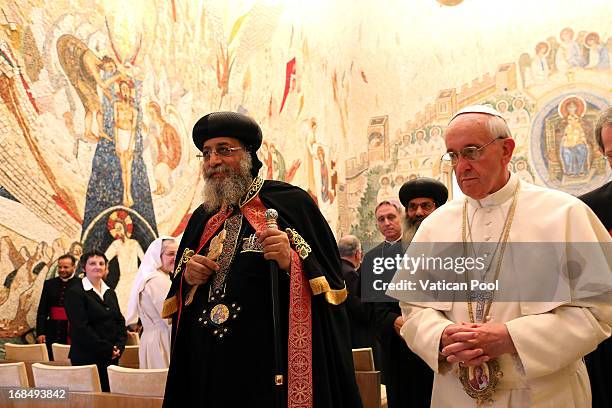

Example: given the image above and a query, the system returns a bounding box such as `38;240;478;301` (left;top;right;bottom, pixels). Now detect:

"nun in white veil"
126;236;178;369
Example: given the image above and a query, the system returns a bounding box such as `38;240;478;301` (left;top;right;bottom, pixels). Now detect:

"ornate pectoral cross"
185;229;226;306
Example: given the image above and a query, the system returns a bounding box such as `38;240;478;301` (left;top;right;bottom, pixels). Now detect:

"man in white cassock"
387;105;612;407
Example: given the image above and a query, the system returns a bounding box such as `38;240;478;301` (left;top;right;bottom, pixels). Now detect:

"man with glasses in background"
359;200;403;393
370;178;447;407
579;106;612;407
388;105;612;407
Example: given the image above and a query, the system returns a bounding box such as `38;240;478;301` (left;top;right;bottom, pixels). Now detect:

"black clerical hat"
193;111;263;151
399;178;449;208
192;111;263;176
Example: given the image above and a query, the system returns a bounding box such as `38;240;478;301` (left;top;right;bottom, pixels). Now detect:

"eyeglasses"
407;202;435;212
197;146;244;161
441;136;505;166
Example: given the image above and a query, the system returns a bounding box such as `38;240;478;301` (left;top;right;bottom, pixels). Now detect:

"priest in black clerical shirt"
36;254;79;359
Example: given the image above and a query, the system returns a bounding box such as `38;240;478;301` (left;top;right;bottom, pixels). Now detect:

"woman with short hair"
65;250;126;391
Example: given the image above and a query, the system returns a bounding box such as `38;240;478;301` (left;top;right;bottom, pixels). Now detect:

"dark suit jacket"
64;281;127;364
579;180;612;408
36;276;79;340
580;180;612;232
341;259;374;349
365;241;433;408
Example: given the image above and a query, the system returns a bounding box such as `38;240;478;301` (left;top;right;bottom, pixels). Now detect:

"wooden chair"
118;345;139;368
0;361;29;387
352;348;386;408
355;371;383;408
31;363;102;392
127;331;140;345
352;347;376;371
380;385;387;408
4;343;49;362
51;343;71;363
107;365;168;397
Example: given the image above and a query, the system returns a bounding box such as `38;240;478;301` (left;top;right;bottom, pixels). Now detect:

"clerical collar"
384;237;402;245
60;272;75;282
466;173;519;208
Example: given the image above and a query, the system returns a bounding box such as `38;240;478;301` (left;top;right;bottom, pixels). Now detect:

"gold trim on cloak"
162;247;195;318
173;248;195;279
239;176;264;208
162;295;178;318
309;276;347;305
285;228;312;260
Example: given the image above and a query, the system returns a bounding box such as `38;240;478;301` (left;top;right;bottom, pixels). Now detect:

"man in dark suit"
367;180;447;408
36;254;79;359
338;235;374;349
579;107;612;408
360;199;407;406
580;107;612;236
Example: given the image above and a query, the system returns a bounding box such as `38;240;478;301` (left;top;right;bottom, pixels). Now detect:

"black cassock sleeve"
36;280;51;336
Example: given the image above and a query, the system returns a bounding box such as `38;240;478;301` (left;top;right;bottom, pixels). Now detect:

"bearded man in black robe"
162;111;362;408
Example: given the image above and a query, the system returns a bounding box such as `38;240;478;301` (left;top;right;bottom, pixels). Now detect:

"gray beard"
401;217;421;247
201;155;253;213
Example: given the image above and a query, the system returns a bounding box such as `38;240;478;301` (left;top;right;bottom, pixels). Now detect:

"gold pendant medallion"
459;360;503;405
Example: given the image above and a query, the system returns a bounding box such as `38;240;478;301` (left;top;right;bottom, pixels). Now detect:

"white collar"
82;276;109;300
466;172;519;208
384;237;402;245
60;272;75;282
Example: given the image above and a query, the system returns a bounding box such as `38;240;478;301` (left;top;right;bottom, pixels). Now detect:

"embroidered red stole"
241;196;313;408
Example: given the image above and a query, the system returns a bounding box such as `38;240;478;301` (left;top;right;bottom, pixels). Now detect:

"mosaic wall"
0;0;610;347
